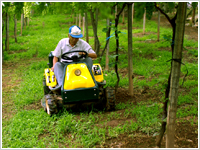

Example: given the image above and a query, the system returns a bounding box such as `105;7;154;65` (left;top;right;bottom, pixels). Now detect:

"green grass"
2;12;198;148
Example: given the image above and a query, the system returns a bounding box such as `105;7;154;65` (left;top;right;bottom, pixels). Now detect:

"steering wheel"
61;50;88;62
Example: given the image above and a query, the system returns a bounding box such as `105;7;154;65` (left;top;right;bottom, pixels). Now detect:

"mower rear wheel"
105;87;116;111
45;94;58;116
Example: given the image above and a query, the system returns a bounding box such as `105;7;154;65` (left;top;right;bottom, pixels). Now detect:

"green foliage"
2;2;11;12
23;2;33;18
13;2;24;19
192;2;198;9
134;3;146;20
2;7;198;148
146;2;155;20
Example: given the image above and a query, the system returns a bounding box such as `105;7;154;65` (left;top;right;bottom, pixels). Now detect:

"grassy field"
2;13;198;148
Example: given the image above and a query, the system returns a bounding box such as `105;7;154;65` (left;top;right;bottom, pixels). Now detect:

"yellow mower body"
42;51;116;115
44;63;104;90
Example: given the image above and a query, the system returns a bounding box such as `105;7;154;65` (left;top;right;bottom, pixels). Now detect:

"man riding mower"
41;25;116;115
41;50;116;115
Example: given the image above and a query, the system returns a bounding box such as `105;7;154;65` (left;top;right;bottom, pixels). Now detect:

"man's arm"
79;52;97;59
88;53;97;59
51;56;58;71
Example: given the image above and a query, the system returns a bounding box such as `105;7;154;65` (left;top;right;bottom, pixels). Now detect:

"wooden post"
79;13;81;27
166;2;187;148
82;16;85;37
105;18;110;71
143;8;146;35
6;12;9;51
85;12;89;43
115;5;117;18
14;14;17;43
21;13;23;36
157;10;160;41
76;14;78;25
128;3;133;96
132;3;134;24
122;9;125;24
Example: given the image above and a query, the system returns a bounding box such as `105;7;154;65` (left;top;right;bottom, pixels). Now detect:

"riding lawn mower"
41;50;116;115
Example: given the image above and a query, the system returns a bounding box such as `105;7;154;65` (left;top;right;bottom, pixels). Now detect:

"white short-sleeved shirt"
52;38;95;62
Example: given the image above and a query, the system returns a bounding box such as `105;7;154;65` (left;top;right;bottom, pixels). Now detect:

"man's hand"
79;52;86;55
51;66;54;72
51;56;58;72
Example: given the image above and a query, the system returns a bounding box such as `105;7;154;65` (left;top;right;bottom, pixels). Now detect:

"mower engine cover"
61;62;103;103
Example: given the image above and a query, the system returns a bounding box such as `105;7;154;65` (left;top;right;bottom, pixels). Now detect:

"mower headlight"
75;69;81;76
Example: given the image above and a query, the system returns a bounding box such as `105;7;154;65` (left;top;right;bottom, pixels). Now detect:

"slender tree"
82;15;85;37
5;11;9;51
3;2;11;51
89;7;101;56
166;2;187;147
132;3;134;24
157;10;160;41
114;2;127;91
191;2;197;26
2;14;5;63
127;2;134;96
143;8;146;34
14;14;17;42
122;9;125;24
85;12;89;43
105;18;110;71
154;2;181;147
79;13;81;27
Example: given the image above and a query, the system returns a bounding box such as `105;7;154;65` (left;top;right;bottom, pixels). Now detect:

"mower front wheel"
45;94;58;116
104;87;116;111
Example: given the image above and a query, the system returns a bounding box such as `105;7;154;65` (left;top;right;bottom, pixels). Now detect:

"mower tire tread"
45;94;58;116
105;87;116;111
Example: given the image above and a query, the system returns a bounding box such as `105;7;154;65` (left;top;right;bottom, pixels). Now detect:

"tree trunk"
154;2;177;147
28;17;29;26
192;7;195;26
5;12;9;51
21;13;23;36
122;9;125;24
128;3;133;96
166;2;187;148
82;16;85;37
143;8;146;35
96;8;98;29
105;18;110;71
22;13;24;28
157;10;160;41
85;12;89;43
26;17;28;27
14;14;17;43
2;19;5;63
94;8;99;53
24;17;26;29
114;3;127;92
76;14;78;25
99;21;112;64
115;5;117;18
132;3;134;24
73;12;75;24
90;9;100;56
79;13;81;27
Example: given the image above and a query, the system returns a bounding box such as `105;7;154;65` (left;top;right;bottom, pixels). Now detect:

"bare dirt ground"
2;15;198;148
